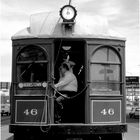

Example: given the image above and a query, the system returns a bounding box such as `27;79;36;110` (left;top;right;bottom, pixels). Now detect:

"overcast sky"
0;0;139;81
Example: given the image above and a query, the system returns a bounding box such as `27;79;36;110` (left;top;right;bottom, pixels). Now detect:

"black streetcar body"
9;7;127;140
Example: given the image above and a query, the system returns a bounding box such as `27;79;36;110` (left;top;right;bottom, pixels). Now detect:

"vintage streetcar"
9;4;127;140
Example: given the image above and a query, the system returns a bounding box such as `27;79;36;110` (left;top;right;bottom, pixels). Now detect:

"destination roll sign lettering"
18;82;48;88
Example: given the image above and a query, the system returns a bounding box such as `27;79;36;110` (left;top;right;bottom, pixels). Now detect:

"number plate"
90;100;121;123
15;100;47;123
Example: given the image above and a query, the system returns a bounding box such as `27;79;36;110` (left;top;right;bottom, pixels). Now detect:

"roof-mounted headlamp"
60;5;77;22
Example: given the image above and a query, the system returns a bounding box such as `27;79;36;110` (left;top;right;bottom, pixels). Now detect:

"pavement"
123;123;139;140
1;125;13;140
1;123;139;140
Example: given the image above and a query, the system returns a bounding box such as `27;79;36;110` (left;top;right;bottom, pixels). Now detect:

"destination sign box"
126;76;139;88
18;82;48;88
91;100;121;123
16;100;47;123
126;76;139;85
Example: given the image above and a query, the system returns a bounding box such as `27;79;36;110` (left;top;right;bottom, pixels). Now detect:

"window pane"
16;89;45;96
90;64;120;81
17;46;47;61
90;64;120;94
90;82;120;95
91;47;120;63
17;46;48;83
109;49;120;63
90;47;121;95
17;63;47;82
91;48;107;62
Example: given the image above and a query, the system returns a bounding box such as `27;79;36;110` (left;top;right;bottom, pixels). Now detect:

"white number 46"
24;109;38;116
101;108;114;116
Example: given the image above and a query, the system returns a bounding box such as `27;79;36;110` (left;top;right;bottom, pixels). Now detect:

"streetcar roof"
12;11;126;41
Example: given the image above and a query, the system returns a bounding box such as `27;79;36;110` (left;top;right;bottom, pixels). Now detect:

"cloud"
0;20;29;40
1;0;66;14
98;0;121;16
74;0;139;29
0;40;12;81
0;0;68;40
72;0;94;5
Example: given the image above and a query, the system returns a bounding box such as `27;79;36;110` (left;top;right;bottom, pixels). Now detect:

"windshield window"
90;47;121;95
17;45;48;83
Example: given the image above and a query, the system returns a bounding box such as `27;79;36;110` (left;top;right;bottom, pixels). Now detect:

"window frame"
90;46;122;96
15;45;49;96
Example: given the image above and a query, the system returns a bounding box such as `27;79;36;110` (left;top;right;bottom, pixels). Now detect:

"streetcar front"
9;4;127;140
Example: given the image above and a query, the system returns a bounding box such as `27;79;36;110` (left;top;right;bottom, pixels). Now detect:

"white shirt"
55;71;78;92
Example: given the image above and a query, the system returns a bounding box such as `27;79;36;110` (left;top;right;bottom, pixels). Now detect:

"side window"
17;45;48;83
90;47;121;95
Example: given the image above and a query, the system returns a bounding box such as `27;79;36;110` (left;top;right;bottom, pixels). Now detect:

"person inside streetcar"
54;62;78;123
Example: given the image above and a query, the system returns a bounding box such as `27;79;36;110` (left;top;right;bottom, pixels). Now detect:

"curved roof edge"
12;27;126;41
12;11;126;41
11;27;35;40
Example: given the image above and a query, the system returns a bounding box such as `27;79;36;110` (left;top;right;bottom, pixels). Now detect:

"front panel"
10;39;53;125
87;39;126;124
15;100;47;123
90;100;121;123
